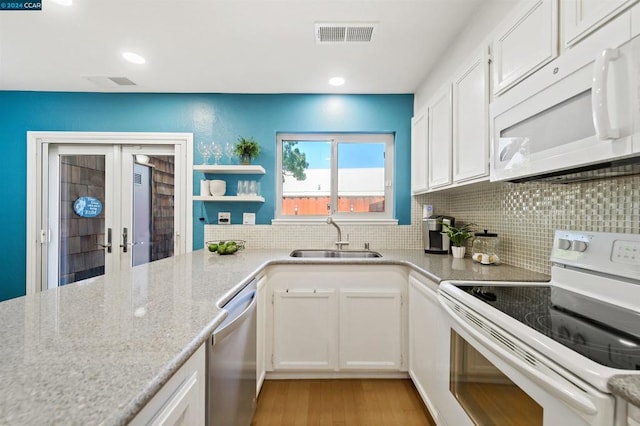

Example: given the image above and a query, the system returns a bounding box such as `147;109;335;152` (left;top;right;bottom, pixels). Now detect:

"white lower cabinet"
339;289;402;370
272;288;338;370
408;273;448;424
267;265;407;374
131;344;206;426
629;402;640;426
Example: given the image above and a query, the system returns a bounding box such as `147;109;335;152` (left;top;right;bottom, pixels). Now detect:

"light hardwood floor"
252;379;436;426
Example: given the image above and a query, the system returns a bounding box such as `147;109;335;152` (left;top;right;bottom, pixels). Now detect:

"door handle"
592;47;620;140
120;227;128;253
97;228;112;253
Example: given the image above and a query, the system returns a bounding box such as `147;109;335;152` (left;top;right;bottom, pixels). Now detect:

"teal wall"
0;92;413;301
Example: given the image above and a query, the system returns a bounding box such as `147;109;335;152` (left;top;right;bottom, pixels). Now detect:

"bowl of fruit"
206;240;245;255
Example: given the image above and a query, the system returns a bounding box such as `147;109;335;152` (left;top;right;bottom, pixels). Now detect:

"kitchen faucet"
326;216;349;250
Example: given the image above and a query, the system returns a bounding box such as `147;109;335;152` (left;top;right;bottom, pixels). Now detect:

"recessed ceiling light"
329;77;345;86
122;51;146;65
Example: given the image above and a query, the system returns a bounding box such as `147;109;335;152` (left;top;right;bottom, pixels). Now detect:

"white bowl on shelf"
209;180;226;196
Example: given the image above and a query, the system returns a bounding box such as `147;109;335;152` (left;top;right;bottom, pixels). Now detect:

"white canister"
210;180;226;196
200;179;210;196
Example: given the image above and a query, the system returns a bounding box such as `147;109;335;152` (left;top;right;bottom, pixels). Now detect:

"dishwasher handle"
212;288;257;346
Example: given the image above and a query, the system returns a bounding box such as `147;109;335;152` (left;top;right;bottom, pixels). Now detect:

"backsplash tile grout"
205;175;639;276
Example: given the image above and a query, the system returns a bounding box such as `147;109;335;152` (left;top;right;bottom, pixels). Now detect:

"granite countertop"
0;248;554;425
608;375;640;408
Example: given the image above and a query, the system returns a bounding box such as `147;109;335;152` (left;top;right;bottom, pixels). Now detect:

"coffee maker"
423;215;455;254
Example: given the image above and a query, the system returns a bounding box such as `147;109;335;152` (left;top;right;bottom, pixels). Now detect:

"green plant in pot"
234;136;260;165
441;222;476;258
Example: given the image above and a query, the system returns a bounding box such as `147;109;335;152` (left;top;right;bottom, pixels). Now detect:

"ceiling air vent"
315;22;377;44
82;75;137;88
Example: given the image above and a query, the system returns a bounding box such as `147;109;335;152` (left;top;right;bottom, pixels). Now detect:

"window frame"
274;132;395;223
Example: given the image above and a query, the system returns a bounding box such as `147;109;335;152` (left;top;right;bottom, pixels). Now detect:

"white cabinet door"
427;85;453;189
452;48;490;183
563;0;636;46
492;0;558;96
633;2;640;37
256;275;268;394
629;402;640;426
339;289;402;370
408;275;445;424
131;345;206;426
411;108;429;194
272;288;338;370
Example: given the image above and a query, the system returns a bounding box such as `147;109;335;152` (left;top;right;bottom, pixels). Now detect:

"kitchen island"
0;249;551;425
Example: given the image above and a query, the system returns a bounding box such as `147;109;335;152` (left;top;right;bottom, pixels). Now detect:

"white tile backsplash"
205;175;640;275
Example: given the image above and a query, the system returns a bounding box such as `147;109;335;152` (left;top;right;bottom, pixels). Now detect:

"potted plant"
442;222;476;258
234;136;260;165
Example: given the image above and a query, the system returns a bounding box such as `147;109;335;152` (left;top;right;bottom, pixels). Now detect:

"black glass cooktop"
457;285;640;370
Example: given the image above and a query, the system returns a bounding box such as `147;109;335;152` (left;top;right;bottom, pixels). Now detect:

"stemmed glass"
211;143;223;165
224;142;235;164
197;141;211;165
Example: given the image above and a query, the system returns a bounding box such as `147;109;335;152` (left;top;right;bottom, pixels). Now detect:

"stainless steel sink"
289;249;382;258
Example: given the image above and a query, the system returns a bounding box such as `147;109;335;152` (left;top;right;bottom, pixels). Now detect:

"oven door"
438;290;615;426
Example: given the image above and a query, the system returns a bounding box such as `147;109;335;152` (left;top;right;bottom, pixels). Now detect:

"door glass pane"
449;330;543;425
132;155;175;266
59;155;105;286
337;142;385;213
281;140;330;216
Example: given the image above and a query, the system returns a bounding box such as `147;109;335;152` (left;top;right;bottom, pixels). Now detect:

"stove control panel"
612;240;640;266
551;230;640;279
556;238;588;252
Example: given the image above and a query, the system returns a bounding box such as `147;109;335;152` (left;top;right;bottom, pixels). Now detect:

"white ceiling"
0;0;487;94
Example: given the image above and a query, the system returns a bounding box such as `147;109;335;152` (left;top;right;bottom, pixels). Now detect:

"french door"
27;132;193;293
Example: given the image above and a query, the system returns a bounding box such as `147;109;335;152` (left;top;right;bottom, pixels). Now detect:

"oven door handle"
438;294;598;416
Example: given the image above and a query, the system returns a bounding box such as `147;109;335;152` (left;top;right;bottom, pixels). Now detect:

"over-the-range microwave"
490;15;640;183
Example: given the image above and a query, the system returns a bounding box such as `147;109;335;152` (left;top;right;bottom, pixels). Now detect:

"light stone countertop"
0;248;556;425
608;375;640;408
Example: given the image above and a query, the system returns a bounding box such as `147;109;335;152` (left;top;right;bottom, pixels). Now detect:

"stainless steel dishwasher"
207;279;257;426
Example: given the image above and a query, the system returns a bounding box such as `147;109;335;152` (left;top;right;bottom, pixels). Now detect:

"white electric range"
438;230;640;426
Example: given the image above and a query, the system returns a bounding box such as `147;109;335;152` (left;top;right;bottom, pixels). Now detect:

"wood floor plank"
252;379;436;426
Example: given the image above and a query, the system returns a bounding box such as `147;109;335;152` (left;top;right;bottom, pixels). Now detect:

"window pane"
337;142;385;213
281;140;330;216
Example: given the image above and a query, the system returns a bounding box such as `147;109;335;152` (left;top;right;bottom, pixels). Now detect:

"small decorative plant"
441;222;476;247
234;136;260;165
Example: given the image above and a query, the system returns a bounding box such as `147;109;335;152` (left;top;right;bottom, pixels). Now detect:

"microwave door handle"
592;47;620;141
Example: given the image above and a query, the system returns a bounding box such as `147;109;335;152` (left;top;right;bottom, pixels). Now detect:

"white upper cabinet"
492;0;559;96
411;108;429;194
563;0;637;47
427;85;453;189
452;47;490;183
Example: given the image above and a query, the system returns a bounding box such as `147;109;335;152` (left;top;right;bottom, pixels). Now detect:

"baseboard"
265;371;410;380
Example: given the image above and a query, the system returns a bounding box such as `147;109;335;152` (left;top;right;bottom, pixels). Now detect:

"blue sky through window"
286;140;384;169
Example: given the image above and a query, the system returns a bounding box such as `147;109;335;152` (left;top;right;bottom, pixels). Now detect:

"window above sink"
274;133;395;223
